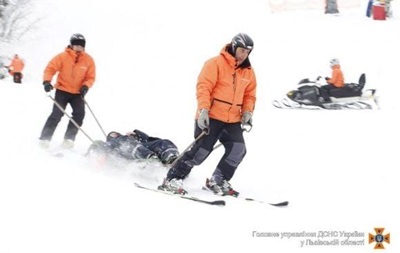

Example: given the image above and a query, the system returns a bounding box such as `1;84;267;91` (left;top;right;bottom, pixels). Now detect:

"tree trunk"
325;0;339;14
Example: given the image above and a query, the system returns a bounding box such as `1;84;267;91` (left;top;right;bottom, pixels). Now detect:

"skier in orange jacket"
39;33;96;149
8;54;25;83
159;33;257;196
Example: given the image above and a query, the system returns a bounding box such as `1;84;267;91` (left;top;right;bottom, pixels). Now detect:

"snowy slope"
0;0;398;252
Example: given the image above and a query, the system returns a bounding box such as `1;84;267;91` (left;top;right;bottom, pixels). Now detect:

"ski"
50;150;85;158
202;186;289;207
241;197;289;207
134;182;226;206
52;152;64;158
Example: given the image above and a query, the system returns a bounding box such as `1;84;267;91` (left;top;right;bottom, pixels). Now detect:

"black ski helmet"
106;131;122;141
70;33;86;48
231;33;254;53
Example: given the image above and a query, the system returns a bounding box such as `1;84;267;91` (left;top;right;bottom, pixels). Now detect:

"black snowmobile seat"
329;86;361;98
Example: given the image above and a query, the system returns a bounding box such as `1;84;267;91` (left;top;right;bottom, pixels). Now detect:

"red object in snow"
373;5;386;20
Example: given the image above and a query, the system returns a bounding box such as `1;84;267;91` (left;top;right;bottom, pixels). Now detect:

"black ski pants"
167;118;246;182
319;84;336;100
39;89;85;141
13;72;22;83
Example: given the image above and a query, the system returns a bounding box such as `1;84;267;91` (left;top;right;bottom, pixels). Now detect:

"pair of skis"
134;182;289;208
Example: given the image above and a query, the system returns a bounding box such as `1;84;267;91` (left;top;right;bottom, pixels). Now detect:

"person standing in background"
7;54;25;83
325;0;339;14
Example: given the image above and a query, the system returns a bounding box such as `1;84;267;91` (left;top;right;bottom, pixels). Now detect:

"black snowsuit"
90;129;179;164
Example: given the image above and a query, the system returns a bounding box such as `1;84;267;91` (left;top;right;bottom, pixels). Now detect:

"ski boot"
61;139;74;149
158;178;188;195
39;140;50;149
205;178;239;197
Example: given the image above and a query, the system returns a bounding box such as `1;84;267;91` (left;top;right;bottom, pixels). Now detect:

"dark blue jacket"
102;129;179;164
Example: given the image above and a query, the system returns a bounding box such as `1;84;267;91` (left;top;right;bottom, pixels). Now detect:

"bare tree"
0;0;40;44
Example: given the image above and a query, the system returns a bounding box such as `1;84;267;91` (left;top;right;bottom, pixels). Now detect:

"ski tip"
212;200;226;206
244;198;289;207
270;201;289;207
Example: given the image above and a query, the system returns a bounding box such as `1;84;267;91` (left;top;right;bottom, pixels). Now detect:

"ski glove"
80;85;89;97
241;111;253;125
197;109;209;130
43;81;53;92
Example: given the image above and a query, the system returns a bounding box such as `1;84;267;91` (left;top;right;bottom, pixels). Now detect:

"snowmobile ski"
134;182;226;206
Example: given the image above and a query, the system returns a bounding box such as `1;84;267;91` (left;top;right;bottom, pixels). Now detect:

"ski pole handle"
169;129;208;168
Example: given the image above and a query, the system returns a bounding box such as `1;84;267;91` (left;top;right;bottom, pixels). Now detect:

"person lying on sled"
88;129;179;165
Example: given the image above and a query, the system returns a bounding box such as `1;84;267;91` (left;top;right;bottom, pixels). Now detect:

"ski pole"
48;95;95;143
82;96;107;138
169;129;208;168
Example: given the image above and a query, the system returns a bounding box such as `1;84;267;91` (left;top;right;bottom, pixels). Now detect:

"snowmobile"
272;73;379;110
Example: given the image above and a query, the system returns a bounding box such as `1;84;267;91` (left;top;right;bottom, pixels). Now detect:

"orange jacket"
196;45;257;123
43;47;96;94
9;57;25;73
327;65;344;88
